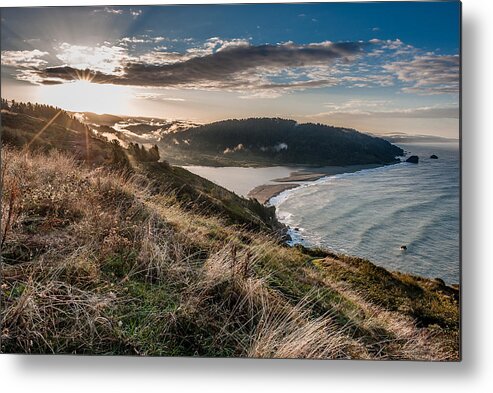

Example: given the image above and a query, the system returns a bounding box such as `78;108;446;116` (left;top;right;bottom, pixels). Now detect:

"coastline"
247;183;300;204
247;163;385;205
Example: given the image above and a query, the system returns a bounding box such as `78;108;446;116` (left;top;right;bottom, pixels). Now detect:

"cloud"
134;93;186;102
273;142;288;152
56;43;130;74
184;37;250;57
104;8;124;15
119;36;167;45
315;100;459;119
6;37;458;99
94;7;142;18
224;143;245;154
258;142;288;152
1;49;49;68
374;106;459;119
384;54;459;94
29;41;367;91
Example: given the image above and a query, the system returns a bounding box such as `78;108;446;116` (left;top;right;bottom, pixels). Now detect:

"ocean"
269;143;460;284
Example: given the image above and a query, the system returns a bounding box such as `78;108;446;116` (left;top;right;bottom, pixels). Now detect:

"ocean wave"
268;162;405;208
269;144;459;283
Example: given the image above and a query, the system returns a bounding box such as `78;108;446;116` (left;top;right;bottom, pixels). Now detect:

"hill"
0;101;458;359
0;100;279;232
159;118;404;166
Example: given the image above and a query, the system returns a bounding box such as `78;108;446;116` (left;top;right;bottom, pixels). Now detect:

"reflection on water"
183;165;297;196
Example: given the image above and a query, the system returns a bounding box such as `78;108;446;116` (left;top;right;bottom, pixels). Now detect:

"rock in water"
430;154;438;159
400;245;407;250
406;155;419;164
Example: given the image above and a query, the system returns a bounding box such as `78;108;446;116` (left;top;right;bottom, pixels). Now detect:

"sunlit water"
270;143;460;283
183;165;297;196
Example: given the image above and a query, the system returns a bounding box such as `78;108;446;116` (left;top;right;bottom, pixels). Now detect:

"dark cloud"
39;79;65;85
31;41;366;89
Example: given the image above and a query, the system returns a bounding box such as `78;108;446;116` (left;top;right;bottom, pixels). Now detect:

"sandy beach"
247;183;300;204
248;163;384;204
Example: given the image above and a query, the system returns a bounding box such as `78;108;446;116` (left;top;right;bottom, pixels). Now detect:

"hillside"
0;101;459;359
159;118;404;166
1;103;278;232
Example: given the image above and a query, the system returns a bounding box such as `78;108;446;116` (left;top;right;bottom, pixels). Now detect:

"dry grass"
317;277;452;360
247;301;357;359
0;146;459;359
2;279;117;354
186;244;364;359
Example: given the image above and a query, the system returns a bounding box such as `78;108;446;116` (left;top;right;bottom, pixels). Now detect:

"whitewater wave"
268;144;459;283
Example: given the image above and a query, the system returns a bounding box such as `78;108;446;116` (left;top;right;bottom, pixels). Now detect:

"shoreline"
247;183;300;205
247;163;385;205
248;156;459;285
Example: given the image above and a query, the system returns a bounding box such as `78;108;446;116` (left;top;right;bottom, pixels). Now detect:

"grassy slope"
0;113;459;359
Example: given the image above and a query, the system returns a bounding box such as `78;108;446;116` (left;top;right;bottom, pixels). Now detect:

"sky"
1;1;460;138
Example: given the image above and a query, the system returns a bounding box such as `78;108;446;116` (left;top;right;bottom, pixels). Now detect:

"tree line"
1;98;90;134
2;98;161;165
162;117;404;166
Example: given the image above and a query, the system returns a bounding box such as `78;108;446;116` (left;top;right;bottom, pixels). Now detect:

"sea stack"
406;155;419;164
430;154;438;159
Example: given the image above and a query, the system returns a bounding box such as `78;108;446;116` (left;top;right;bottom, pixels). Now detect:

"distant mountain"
159;118;404;166
380;133;459;144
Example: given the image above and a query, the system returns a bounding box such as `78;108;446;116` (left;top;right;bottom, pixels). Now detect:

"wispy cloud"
119;36;167;45
384;54;460;94
94;7;142;19
1;49;49;68
134;93;186;102
314;99;458;119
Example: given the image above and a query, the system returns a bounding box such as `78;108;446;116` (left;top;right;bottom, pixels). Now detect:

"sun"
38;80;132;115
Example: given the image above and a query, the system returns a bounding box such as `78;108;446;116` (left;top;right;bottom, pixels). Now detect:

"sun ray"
85;124;91;164
23;110;63;153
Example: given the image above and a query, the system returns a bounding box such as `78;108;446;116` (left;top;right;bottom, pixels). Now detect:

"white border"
2;1;492;392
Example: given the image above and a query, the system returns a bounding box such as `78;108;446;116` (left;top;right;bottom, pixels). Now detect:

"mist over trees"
162;117;404;166
2;100;402;167
1;99;160;167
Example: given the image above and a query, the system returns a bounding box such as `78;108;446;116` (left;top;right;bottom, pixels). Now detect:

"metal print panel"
0;1;461;360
